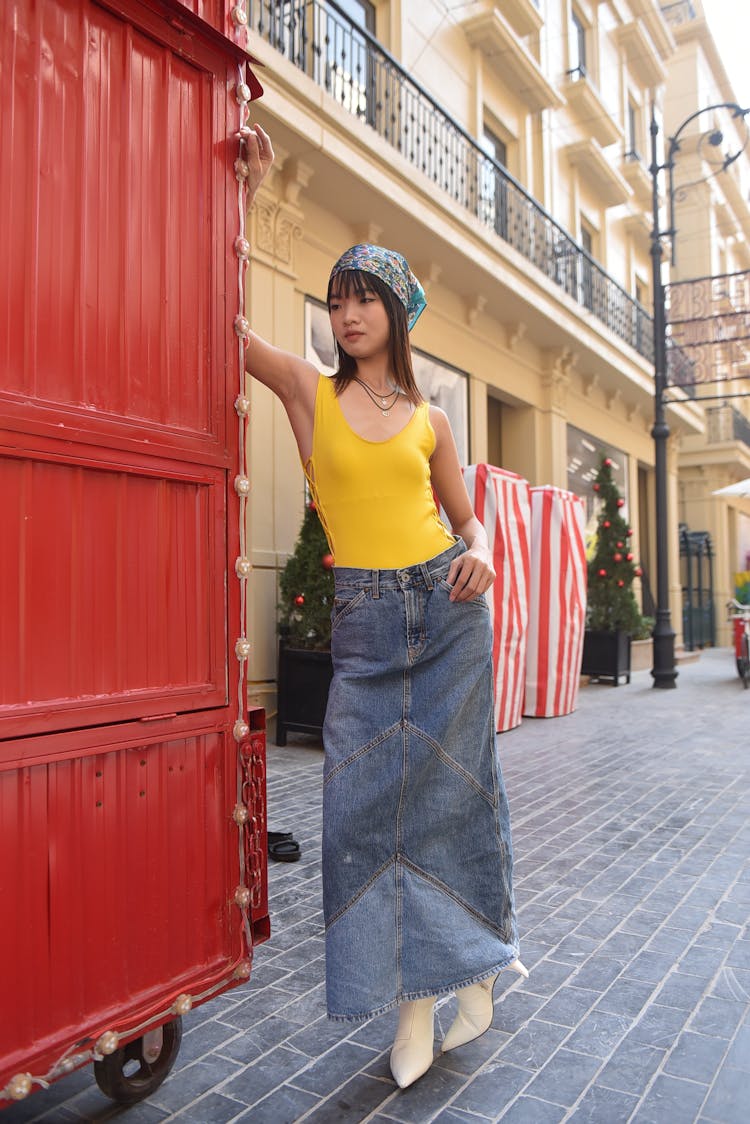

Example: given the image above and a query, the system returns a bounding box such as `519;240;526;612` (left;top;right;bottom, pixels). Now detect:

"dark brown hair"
326;269;423;406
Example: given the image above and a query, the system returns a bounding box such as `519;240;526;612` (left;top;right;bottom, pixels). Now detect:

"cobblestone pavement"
4;649;750;1123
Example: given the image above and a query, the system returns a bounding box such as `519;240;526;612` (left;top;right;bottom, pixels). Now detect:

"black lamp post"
649;102;750;689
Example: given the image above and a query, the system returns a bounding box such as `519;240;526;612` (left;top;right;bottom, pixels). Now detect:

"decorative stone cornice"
582;371;600;398
627;401;643;426
281;157;314;206
606;387;623;413
542;348;577;410
466;294;487;326
352;221;384;246
249;150;312;274
507;321;527;352
250;189;303;272
414;261;442;297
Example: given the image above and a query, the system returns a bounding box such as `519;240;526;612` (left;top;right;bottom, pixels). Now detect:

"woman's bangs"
328;269;377;303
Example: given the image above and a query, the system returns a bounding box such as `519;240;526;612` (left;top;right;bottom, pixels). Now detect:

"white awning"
713;478;750;497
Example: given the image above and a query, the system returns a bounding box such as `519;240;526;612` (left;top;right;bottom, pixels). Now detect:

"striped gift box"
462;464;531;732
523;486;587;718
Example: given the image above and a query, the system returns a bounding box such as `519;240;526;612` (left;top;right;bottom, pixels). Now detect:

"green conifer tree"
587;456;644;634
278;502;335;649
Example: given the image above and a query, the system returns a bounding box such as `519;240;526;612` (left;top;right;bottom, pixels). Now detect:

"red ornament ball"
617;498;625;508
617;541;624;548
593;483;600;492
604;457;613;468
613;553;622;562
322;553;334;570
635;567;643;577
626;552;634;562
307;501;317;512
627;529;634;536
598;568;607;577
617;580;625;588
294;594;305;606
603;520;611;529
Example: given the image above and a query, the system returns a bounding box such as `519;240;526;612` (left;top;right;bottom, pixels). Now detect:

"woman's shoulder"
427;403;450;434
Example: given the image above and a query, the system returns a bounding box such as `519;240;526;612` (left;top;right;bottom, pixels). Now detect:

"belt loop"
372;569;380;599
420;563;434;591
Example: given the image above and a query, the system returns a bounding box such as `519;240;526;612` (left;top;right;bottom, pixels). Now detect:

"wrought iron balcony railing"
735;407;750;448
707;404;750;447
248;0;654;361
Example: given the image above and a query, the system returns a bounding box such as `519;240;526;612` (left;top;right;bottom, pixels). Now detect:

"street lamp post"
649;112;675;689
649;102;750;689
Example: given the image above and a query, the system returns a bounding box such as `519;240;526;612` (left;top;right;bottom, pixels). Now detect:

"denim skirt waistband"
331;537;465;595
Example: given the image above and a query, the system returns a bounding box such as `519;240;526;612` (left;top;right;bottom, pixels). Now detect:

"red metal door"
0;0;267;1100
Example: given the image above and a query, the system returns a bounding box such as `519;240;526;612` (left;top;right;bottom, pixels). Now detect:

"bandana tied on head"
329;244;426;330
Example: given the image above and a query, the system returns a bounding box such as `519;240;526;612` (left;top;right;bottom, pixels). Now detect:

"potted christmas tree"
581;456;646;685
275;500;335;744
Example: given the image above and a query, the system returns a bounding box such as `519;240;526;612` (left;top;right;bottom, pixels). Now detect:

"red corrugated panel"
0;0;240;738
0;0;229;458
1;0;269;1103
0;726;245;1076
0;441;228;738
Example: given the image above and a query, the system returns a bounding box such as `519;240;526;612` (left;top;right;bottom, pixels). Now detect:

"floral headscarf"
329;243;426;330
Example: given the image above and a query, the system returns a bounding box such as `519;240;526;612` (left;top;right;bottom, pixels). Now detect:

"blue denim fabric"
323;539;520;1022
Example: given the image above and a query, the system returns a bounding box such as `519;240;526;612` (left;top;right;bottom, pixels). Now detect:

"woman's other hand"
428;407;496;601
246;123;274;203
446;544;496;602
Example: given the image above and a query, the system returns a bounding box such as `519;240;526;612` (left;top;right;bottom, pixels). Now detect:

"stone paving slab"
3;648;749;1123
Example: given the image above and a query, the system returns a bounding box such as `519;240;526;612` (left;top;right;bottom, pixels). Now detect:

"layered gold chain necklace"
353;376;401;417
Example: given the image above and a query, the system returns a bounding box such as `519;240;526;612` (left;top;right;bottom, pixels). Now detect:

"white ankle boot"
441;959;528;1053
389;996;436;1088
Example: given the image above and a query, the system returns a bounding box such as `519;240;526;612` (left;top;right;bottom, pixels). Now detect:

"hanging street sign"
665;268;750;386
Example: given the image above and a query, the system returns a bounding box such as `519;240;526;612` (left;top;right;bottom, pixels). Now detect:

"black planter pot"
581;629;631;686
276;638;333;745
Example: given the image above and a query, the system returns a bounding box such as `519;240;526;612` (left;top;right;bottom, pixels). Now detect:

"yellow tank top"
303;374;455;568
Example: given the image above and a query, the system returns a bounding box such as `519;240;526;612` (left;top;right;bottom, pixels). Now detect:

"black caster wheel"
93;1016;182;1104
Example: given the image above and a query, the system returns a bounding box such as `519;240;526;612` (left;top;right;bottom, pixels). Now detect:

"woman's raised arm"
243;125;318;426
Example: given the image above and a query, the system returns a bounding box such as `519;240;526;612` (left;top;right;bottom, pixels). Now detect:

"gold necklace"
353;377;400;417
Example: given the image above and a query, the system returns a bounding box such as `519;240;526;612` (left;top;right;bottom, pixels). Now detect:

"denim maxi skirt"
323;539;520;1022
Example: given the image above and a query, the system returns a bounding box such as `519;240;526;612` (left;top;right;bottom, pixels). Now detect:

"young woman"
244;125;525;1089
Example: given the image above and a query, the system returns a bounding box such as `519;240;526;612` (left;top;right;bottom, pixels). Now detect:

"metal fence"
707;404;750;448
248;0;655;362
680;525;715;651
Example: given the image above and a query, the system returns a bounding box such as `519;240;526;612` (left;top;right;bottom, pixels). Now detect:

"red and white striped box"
523;487;587;718
462;464;532;732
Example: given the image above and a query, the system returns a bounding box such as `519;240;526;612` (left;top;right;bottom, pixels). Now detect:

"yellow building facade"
242;0;718;710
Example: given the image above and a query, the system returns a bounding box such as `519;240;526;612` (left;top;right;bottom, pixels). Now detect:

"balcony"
623;210;652;254
707;404;750;449
616;21;667;88
492;0;543;38
565;139;632;207
461;7;563;113
559;73;622;148
247;0;653;362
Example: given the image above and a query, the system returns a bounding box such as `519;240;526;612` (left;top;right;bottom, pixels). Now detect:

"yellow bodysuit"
303;374;455;568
